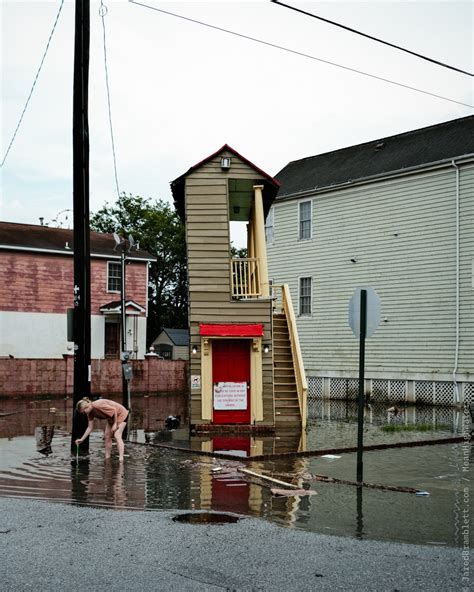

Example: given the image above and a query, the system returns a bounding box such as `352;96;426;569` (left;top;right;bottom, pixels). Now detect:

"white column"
253;185;269;298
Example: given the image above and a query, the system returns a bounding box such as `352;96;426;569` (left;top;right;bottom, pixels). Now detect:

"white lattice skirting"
308;376;474;407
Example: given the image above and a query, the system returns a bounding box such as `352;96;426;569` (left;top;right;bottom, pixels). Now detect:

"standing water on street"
0;394;471;547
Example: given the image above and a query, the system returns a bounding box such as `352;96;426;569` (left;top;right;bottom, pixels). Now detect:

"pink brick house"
0;221;155;360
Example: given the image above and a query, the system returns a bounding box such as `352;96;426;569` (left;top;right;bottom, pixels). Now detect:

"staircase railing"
273;284;308;429
230;258;261;298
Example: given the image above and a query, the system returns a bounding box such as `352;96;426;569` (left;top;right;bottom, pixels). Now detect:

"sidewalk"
0;497;464;591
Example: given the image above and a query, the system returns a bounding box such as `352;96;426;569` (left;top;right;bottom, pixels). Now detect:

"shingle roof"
275;116;474;199
163;328;189;346
0;221;156;261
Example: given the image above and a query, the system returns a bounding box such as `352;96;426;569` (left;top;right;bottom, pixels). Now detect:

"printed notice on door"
213;382;247;410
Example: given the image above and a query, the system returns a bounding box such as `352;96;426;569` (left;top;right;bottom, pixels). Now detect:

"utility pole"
71;0;91;454
113;233;137;439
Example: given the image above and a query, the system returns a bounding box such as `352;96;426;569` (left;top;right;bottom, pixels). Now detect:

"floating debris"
271;488;317;497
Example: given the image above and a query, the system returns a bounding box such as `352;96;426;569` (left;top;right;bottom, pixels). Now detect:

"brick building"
0;221;155;360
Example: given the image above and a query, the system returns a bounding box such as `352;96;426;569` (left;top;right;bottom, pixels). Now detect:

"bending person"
75;398;129;462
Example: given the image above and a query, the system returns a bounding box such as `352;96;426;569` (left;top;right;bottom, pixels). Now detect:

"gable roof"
0;221;156;262
171;144;280;221
162;328;189;346
100;300;146;314
275;116;474;199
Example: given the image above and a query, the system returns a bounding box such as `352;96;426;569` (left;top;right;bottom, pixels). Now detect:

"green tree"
91;193;187;343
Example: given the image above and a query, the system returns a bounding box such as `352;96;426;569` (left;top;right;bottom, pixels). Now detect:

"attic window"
221;157;231;170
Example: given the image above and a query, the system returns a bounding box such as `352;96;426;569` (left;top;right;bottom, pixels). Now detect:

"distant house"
151;328;189;360
0;222;155;360
267;116;474;406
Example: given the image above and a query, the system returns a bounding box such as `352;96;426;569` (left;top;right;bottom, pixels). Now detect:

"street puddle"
173;512;240;524
0;394;471;547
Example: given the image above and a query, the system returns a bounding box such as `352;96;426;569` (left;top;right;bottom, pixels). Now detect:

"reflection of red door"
212;436;250;513
212;339;250;424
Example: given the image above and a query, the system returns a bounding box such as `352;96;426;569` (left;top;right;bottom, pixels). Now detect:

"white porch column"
253;185;269;298
247;219;255;259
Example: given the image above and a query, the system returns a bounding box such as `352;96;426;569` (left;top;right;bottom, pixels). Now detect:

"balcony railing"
230;258;261;298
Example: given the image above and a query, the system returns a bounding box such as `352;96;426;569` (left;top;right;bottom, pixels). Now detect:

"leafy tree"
91;193;187;343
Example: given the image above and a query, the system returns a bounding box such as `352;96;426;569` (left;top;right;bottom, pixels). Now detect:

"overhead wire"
271;0;474;78
100;0;121;200
1;0;65;168
127;1;473;110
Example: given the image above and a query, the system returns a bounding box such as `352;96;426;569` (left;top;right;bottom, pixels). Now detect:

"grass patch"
381;423;449;433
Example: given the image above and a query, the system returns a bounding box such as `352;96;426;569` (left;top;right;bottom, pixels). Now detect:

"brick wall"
0;357;187;397
0;252;148;314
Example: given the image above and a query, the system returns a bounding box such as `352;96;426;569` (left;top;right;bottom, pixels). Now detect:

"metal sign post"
348;287;381;484
356;289;367;483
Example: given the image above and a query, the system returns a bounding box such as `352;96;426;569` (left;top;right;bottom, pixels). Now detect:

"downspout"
451;160;460;404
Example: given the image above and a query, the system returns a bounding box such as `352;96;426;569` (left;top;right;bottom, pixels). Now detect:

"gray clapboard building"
267;116;474;406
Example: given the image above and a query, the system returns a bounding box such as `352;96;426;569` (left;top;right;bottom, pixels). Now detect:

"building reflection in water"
35;426;55;456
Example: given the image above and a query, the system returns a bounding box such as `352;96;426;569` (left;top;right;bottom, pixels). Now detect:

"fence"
0;356;187;398
307;376;473;408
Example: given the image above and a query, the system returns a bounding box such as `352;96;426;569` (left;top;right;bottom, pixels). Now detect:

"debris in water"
321;454;341;460
271;488;317;497
415;490;430;496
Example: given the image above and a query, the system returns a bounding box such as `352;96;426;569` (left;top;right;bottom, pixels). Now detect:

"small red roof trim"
176;144;280;188
199;323;264;337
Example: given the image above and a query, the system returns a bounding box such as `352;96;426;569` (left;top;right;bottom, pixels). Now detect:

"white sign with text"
213;382;247;410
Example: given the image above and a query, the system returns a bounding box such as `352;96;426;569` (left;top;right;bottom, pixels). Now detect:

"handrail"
230;258;261;298
274;284;308;429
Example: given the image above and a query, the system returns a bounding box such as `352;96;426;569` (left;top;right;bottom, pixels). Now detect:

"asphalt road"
0;497;464;591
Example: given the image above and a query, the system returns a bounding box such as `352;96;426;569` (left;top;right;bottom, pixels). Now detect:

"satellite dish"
113;232;122;248
128;234;135;248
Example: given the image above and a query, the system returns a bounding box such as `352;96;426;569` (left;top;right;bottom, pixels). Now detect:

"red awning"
199;323;264;337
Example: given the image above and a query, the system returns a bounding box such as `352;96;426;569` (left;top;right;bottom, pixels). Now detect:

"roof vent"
65;242;71;250
375;142;385;150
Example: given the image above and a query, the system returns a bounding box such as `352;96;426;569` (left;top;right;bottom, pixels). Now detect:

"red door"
212;339;250;424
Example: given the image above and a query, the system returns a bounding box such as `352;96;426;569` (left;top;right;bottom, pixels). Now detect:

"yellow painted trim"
201;337;213;420
253;185;269;298
200;336;263;423
250;337;263;422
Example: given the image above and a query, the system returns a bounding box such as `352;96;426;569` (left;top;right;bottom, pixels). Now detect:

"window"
299;277;312;315
107;262;121;292
265;207;274;245
299;200;312;240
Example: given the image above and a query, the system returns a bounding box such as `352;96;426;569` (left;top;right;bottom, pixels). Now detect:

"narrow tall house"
172;145;307;431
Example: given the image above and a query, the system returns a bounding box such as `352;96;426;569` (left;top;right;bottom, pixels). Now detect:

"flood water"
0;394;471;548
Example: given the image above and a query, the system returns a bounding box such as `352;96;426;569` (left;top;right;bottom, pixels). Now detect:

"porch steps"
273;314;301;427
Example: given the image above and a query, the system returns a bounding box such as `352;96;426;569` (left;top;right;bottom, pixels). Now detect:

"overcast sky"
1;0;473;233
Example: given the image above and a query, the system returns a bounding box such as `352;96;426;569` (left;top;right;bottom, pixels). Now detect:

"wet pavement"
0;394;471;549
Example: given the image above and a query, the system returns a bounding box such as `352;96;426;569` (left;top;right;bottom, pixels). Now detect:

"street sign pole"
356;289;367;483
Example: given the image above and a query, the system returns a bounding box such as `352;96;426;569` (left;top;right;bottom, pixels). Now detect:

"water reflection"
0;395;471;547
35;426;55;456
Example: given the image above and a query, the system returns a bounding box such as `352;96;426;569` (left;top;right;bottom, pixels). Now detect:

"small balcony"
230;258;261;298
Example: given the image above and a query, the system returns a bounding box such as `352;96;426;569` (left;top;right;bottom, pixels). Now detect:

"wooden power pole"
71;0;91;453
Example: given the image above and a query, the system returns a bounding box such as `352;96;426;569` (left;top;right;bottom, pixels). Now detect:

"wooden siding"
267;164;474;379
184;151;274;424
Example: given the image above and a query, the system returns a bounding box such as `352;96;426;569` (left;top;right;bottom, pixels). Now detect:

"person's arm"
111;408;118;434
75;417;94;444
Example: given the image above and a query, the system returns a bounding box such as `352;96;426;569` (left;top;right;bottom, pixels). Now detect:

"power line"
271;0;473;78
128;1;473;110
1;0;65;168
100;1;121;200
